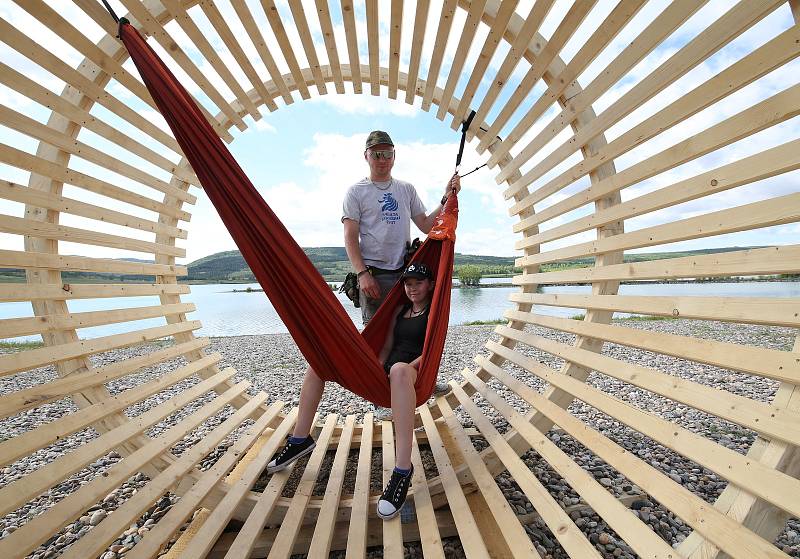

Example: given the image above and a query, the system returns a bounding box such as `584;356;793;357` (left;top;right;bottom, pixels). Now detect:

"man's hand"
443;173;461;200
358;272;381;299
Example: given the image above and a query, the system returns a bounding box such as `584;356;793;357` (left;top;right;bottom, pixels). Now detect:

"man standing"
342;130;460;324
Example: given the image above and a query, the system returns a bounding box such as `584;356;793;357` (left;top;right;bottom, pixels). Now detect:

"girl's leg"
388;362;418;470
292;367;324;438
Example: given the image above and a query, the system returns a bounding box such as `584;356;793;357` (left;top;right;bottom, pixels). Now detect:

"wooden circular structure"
1;1;799;557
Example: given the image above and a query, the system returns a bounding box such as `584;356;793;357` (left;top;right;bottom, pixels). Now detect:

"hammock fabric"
119;20;457;408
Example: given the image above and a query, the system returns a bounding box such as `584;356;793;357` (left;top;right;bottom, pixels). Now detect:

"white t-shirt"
342;177;427;270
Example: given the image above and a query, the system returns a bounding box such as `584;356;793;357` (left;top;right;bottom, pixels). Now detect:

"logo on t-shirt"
379;193;400;224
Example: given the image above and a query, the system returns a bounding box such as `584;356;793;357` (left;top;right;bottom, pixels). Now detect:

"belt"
368;265;404;276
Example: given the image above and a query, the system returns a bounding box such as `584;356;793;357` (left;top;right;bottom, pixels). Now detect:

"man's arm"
412;173;461;233
343;218;381;299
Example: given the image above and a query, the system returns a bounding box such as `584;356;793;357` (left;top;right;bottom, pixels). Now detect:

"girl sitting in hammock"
266;261;436;520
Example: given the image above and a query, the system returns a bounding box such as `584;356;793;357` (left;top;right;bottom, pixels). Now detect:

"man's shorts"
361;271;402;325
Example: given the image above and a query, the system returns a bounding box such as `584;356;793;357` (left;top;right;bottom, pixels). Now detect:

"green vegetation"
463;318;507;325
456;265;484;286
0;340;44;350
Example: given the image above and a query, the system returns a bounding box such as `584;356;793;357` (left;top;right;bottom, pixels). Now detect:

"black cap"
402;262;432;280
365;130;394;149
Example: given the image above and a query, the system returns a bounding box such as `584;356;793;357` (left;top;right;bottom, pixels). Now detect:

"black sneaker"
377;466;414;520
266;435;315;474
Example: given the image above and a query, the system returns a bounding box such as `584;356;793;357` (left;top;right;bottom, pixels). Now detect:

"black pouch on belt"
339;272;360;308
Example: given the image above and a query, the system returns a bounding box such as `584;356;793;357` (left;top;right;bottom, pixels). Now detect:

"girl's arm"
377;306;403;364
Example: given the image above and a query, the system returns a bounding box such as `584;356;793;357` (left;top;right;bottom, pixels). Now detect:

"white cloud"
252;119;277;133
308;92;418;116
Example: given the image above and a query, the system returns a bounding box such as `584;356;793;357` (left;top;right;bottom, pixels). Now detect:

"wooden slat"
381;420;403;559
0;362;227;517
435;394;540;557
408;431;445;558
477;0;642;147
486;340;800;519
508;292;800;327
120;0;248;130
469;361;792;559
477;0;598;150
0;320;200;377
366;0;380;96
0;17;183;154
199;0;277;112
0;248;187;277
125;403;287;559
229;0;293;105
315;0;345;94
504;310;800;384
0;214;185;257
0;104;196;204
0;282;189;303
504;21;800;198
517;137;800;249
0;381;250;559
261;0;311;100
0;180;187;240
345;411;373;559
511;82;800;223
0;60;198;187
0;336;207;418
287;0;328;95
340;0;362;94
516;193;800;267
449;381;601;558
386;0;404;99
418;405;491;558
403;0;429;104
435;0;489;121
196;409;302;559
514;245;800;285
0;144;192;222
421;0;458;111
307;415;356;556
61;396;277;559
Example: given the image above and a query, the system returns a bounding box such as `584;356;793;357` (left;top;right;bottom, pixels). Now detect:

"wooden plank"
340;0;362;94
120;0;249;130
462;0;554;131
487;340;800;520
0;16;183;154
261;0;311;100
517;137;800;249
0;144;192;222
0;282;189;303
0;180;187;240
510;82;800;222
409;431;445;558
464;364;689;559
470;361;792;559
366;0;380;96
345;412;373;559
0;368;232;514
504;21;800;198
508;292;800;327
0;104;196;204
229;0;293;105
0;320;201;377
421;0;458;111
0;214;185;257
448;381;601;558
504;310;800;385
435;394;540;557
0;336;207;418
516;192;800;267
418;405;491;558
315;0;345;94
403;0;430;104
199;0;277;112
387;0;404;99
0;248;187;277
0;381;251;559
307;415;356;556
435;0;489;121
381;419;404;559
287;0;328;95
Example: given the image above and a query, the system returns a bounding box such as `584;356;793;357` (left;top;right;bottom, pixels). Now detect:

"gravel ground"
1;319;798;558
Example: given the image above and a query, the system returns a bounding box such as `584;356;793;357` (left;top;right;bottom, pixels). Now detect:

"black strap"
455;110;476;170
99;0;120;23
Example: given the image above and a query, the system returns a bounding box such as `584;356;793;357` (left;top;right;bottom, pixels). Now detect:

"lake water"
1;281;798;341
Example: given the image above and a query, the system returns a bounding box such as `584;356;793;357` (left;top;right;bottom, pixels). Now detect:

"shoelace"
382;470;411;502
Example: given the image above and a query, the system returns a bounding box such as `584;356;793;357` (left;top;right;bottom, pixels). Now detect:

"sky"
0;0;798;265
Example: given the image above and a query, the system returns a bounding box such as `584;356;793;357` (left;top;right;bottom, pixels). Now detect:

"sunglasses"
367;149;395;160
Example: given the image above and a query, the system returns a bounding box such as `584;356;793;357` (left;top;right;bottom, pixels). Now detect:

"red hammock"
119;20;457;408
